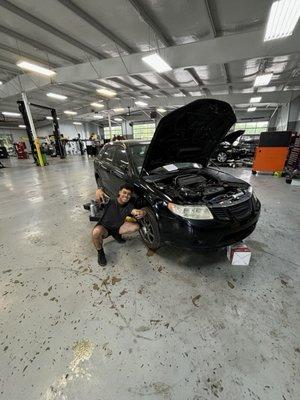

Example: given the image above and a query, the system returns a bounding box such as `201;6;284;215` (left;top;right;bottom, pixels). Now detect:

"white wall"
36;121;102;140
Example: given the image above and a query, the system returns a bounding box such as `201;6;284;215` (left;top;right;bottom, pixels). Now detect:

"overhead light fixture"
113;108;125;113
18;124;26;128
135;100;148;107
93;115;104;119
64;110;77;115
97;88;116;97
157;108;167;113
16;61;56;76
47;92;67;100
90;102;104;108
2;111;21;117
264;0;300;41
73;122;82;125
247;107;257;112
250;96;262;103
114;117;122;122
142;53;172;73
46;116;60;120
254;73;273;87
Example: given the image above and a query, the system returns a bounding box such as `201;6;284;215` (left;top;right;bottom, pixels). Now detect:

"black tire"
286;178;292;184
252;170;257;175
139;207;161;250
216;151;228;163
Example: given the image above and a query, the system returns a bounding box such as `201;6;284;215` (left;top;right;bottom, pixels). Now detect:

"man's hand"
131;209;146;220
95;188;107;203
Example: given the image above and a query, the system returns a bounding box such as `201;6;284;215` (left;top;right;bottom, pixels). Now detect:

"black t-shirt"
100;199;135;230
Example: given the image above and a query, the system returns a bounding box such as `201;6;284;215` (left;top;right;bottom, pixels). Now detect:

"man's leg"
119;221;140;235
92;225;108;266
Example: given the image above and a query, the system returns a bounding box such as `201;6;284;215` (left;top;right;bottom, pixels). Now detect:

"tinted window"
101;146;115;162
113;146;129;169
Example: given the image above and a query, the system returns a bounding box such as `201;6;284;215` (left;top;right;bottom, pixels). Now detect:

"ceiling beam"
203;0;232;93
0;43;58;68
1;28;299;98
128;0;175;47
0;0;106;60
103;89;300;110
184;67;211;96
130;74;170;96
0;25;79;64
57;0;135;54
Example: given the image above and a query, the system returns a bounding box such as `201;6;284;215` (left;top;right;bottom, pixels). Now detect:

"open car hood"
141;99;236;174
223;129;245;144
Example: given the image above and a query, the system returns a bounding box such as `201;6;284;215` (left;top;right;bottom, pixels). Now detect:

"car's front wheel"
216;151;228;163
139;207;161;250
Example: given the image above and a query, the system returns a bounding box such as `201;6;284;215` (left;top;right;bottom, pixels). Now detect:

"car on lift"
212;130;245;163
94;99;260;251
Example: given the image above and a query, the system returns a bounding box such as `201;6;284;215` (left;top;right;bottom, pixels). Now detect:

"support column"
18;93;44;167
51;108;65;158
108;111;112;141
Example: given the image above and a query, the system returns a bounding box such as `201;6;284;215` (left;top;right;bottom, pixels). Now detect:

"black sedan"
94;99;260;250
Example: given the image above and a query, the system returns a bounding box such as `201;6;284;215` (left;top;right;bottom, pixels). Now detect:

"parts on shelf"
15;142;28;159
284;132;300;184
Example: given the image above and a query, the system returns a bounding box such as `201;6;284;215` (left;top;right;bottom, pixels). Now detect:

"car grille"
212;198;252;221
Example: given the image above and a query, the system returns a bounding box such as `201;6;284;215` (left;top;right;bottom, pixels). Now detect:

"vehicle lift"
17;92;65;166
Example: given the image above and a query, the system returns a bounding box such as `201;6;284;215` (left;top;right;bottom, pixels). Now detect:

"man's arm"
95;187;107;203
131;208;146;219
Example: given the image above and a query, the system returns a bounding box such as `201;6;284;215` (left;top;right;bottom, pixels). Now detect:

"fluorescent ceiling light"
47;92;67;100
97;88;116;97
113;108;125;113
90;102;104;108
157;108;166;113
247;107;257;112
93;115;104;119
18;124;26;128
73;122;82;125
142;53;172;73
135;100;148;107
46;116;60;120
2;111;21;117
264;0;300;41
114;117;122;122
250;96;262;103
17;61;56;76
64;110;77;115
254;73;273;86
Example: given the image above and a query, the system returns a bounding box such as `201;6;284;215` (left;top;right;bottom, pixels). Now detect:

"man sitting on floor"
92;184;146;266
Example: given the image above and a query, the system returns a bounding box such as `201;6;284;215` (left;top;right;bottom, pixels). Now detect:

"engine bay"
153;171;249;205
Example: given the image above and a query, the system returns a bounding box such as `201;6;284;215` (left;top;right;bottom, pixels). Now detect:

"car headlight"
168;203;214;220
246;185;253;195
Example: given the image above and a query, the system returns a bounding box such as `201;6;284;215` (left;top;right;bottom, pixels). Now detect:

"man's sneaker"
98;248;107;266
112;233;126;244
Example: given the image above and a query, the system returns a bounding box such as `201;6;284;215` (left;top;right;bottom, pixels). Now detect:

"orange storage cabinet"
252;131;292;174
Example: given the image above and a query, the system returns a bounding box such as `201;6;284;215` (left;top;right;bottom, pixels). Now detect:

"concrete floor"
0;156;299;400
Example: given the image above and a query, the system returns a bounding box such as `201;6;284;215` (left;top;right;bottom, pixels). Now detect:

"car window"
113;146;129;170
128;144;149;173
101;146;115;163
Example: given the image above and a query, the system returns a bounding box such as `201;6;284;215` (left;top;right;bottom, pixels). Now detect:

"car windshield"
128;143;149;173
129;143;203;174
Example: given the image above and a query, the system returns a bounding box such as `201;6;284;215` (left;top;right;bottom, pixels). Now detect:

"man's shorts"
94;222;119;238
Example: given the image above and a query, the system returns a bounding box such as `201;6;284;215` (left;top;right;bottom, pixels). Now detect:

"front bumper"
157;198;261;250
